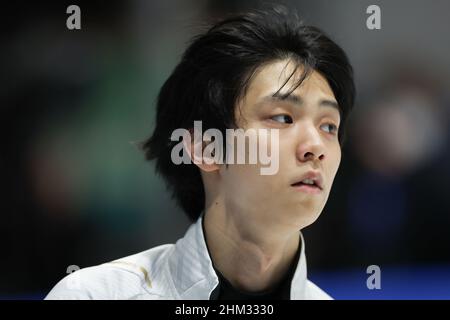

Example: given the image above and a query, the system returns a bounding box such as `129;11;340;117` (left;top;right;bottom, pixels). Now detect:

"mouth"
290;171;323;195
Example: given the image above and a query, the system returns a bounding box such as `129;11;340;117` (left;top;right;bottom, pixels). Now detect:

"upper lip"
291;171;324;190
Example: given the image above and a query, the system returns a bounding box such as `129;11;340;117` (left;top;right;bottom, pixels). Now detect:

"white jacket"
46;214;332;300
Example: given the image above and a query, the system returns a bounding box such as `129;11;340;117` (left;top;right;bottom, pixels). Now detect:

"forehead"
240;59;337;111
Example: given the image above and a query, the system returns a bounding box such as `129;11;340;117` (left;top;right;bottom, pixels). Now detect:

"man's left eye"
321;123;338;134
271;114;293;124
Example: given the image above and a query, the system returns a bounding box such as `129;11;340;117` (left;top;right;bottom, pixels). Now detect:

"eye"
321;123;338;135
270;114;293;124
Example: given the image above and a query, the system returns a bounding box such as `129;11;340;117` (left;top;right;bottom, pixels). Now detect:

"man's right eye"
270;114;293;124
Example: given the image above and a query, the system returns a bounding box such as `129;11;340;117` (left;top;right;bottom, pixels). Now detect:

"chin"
305;213;322;227
277;209;318;230
293;206;323;228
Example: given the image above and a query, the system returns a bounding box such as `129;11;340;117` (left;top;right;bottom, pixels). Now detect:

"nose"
296;123;326;163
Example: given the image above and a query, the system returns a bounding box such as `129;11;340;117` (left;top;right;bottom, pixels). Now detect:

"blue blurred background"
1;0;449;299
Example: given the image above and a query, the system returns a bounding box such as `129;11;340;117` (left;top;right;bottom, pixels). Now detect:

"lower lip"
291;184;322;195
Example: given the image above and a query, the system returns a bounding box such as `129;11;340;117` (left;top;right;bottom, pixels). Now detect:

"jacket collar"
168;213;308;299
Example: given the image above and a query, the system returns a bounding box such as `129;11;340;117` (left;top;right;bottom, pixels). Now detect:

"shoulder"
45;244;174;300
304;280;334;300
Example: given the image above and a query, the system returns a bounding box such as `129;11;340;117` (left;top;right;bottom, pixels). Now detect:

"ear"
183;128;221;173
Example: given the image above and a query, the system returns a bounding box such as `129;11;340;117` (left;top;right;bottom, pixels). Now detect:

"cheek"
329;145;342;178
222;164;263;191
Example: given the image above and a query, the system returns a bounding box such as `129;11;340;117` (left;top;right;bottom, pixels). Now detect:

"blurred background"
1;0;449;299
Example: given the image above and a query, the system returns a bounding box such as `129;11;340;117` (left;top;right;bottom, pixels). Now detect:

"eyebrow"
261;92;340;112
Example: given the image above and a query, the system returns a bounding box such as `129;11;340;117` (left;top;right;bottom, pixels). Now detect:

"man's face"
219;59;342;230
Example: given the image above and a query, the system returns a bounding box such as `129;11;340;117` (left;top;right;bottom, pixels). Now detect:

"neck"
203;203;300;293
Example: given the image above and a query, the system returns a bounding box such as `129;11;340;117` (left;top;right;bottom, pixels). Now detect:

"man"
46;6;355;300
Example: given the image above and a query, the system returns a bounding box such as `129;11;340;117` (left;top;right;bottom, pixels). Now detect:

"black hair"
142;6;355;221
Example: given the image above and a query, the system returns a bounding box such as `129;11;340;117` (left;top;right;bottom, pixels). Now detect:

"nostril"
299;151;325;162
303;152;314;160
